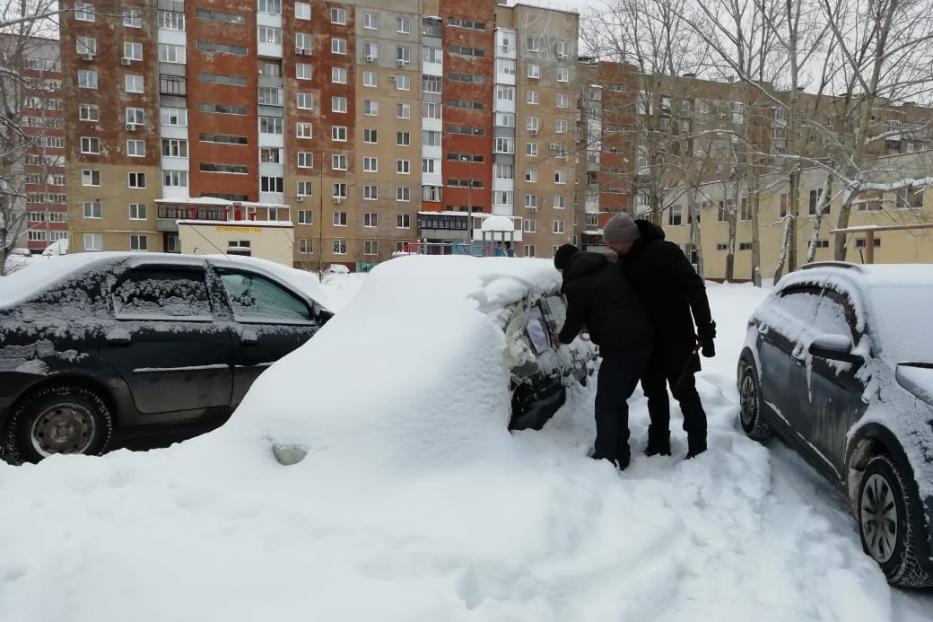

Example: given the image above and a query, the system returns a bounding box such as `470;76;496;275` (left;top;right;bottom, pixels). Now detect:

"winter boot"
686;435;707;460
644;428;671;457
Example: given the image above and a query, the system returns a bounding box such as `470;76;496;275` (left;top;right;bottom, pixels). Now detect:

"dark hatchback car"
0;253;330;464
738;262;933;587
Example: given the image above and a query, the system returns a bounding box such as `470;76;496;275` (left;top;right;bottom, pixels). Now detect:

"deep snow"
0;258;930;621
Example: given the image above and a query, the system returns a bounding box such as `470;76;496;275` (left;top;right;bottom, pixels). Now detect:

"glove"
697;321;716;358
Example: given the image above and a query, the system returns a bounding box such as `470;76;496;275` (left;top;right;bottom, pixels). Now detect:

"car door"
215;268;324;406
100;264;234;415
806;289;867;477
757;286;821;433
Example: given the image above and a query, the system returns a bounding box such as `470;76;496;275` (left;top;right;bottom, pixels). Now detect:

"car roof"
786;262;933;289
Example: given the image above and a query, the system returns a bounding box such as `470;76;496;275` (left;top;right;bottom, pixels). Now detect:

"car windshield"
868;284;933;364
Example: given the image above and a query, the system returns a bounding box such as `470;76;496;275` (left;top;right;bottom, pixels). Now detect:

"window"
364;241;378;256
448;17;485;31
293;121;310;137
297;151;313;168
363;184;378;200
158;43;186;63
494;137;515;154
524;245;536;257
856;191;882;211
297;210;312;225
296;63;313;80
331;125;347;142
296;239;313;255
78;70;98;89
197;40;248;55
897;187;924;210
81;169;100;186
158;9;185;30
555;119;569;134
84;234;103;251
124;41;143;61
332;67;347;84
76;36;96;56
553;220;565;234
556;94;569;109
163;170;188;187
423;102;441;119
128;234;148;252
856;238;881;249
527;90;539;105
396;103;411;119
363;71;377;87
524;194;538;209
808;189;819;215
331;154;348;171
333;183;348;199
333;212;348;226
525;169;538;183
125;74;144;93
363;156;378;172
333;239;347;255
739;198;752;221
332;96;348;113
297;181;313;196
395;75;411;91
363;213;378;228
220;271;313;323
260;176;284;193
396;132;411;147
197;8;245;23
259;30;284;50
557;67;570;83
123;8;142;28
523;219;536;233
362;99;379;117
129;203;147;220
331;7;347;24
668;204;683;226
295;2;311;20
396;214;411;229
397;159;411;174
526;143;539;157
527;63;540;79
526;36;540;52
129;172;146;189
79;103;99;122
258;117;283;134
423;46;442;64
363;128;378;144
496;85;515;101
161;107;187;127
80;136;100;154
553;195;566;209
258;0;282;14
125;107;145;126
75;2;95;21
363;12;379;29
127;139;146;157
331;37;347;55
396;16;411;34
554;170;567;184
160;75;185;95
396;187;411;202
260;147;281;163
396;46;412;64
297;91;313;110
82;201;102;218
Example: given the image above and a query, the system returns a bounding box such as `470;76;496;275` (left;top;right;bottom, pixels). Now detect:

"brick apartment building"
1;35;68;253
59;0;580;268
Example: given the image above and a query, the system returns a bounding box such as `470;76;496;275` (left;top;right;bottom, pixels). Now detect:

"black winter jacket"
558;252;652;356
621;220;713;358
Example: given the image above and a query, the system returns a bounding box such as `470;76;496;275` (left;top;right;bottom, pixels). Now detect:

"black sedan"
737;261;933;587
0;252;330;463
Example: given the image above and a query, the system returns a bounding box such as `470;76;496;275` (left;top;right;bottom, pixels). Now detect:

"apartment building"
59;0;581;267
1;35;68;253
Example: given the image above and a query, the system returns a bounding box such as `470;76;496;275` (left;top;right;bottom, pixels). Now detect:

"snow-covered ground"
0;258;930;621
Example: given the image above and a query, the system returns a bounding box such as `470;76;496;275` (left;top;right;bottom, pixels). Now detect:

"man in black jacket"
604;214;716;460
553;244;652;469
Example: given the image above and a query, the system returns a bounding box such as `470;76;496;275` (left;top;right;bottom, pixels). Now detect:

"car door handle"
106;330;132;346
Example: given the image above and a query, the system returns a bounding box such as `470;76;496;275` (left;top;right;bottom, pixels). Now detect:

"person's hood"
562;252;608;284
635;219;666;242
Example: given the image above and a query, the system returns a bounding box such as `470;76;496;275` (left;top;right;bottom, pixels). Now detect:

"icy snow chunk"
271;443;309;466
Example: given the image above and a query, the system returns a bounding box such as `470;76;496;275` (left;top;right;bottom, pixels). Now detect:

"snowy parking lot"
0;259;930;621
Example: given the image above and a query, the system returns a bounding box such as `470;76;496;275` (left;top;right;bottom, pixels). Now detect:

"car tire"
6;385;113;464
738;359;773;441
857;454;933;587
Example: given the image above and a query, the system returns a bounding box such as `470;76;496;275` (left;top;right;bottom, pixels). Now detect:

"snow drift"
0;258;905;622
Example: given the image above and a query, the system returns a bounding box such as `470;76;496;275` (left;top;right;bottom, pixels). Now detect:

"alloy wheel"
860;473;899;564
739;371;758;427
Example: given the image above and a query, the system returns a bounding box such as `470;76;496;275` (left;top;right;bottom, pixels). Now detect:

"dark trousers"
594;352;649;461
641;348;707;439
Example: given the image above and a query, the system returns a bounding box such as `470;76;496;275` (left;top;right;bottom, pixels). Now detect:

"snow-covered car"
737;262;933;587
0;252;331;464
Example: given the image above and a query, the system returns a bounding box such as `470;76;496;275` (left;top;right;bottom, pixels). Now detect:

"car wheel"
857;455;933;587
738;360;772;440
6;385;113;464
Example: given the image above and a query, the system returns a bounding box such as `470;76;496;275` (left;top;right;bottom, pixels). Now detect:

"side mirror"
809;334;861;364
317;308;334;325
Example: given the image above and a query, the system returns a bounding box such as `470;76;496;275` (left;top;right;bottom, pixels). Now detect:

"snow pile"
0;268;907;622
319;271;367;312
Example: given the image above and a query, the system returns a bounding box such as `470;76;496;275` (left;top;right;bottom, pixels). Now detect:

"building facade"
60;0;580;268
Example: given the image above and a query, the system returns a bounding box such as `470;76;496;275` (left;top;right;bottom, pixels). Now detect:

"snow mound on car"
219;254;561;474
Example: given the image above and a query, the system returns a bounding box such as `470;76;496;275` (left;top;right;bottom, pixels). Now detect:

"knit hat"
603;213;641;244
553;243;578;270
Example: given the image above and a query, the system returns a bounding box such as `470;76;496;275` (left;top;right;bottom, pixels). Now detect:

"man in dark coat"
552;244;652;469
604;213;716;459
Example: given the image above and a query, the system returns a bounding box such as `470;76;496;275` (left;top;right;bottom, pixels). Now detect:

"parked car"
0;252;331;464
737;262;933;587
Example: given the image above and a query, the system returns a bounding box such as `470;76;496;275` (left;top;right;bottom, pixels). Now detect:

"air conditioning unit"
365;55;376;63
333;197;344;204
126;123;137;131
80;53;94;61
527;206;538;213
121;57;132;65
529;128;539;135
396;59;407;66
296;196;305;202
297;49;311;56
549;142;560;151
